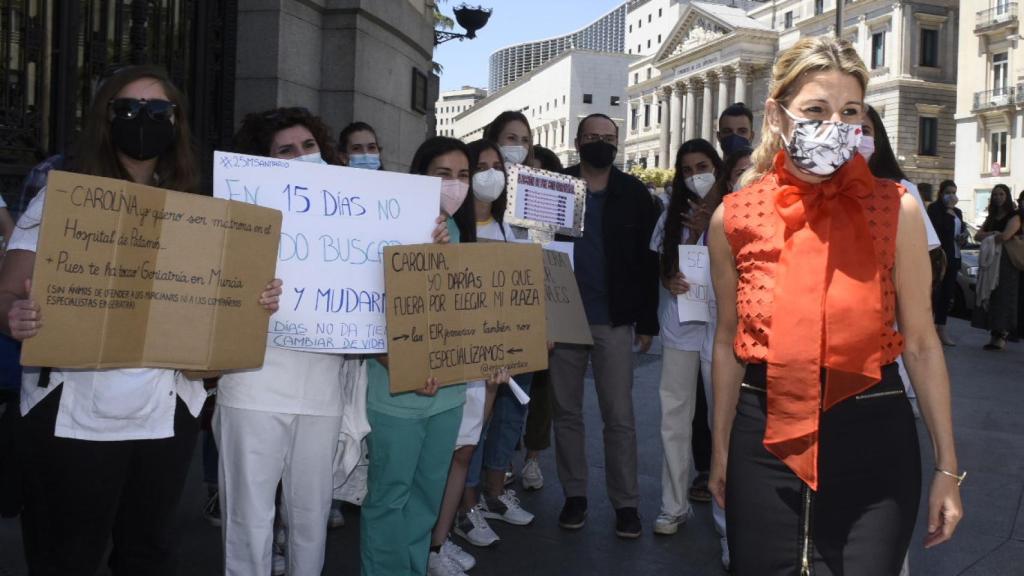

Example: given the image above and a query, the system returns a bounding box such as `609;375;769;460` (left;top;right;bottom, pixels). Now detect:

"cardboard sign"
213;151;440;354
22;170;281;370
383;243;548;393
677;245;711;323
504;164;587;238
542;249;592;345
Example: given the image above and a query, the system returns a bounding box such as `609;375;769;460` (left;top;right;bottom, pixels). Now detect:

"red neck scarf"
765;151;883;491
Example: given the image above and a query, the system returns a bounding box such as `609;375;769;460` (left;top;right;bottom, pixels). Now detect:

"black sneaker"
558;496;588;530
615;507;641;539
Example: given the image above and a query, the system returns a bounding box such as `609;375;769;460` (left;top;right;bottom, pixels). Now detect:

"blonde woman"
707;37;962;574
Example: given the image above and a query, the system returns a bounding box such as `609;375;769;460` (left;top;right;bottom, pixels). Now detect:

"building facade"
954;0;1020;225
623;0;960;197
488;4;627;92
436;87;488;138
456;50;635;167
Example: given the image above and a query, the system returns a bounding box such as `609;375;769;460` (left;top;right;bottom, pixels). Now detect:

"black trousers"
20;387;199;576
726;364;921;576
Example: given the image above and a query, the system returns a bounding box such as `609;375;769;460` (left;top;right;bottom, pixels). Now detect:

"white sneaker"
480;490;534;526
328;501;345;529
442;538;476;571
653;509;692;535
454;506;500;547
428;550;468;576
720;536;731;571
521;458;543;490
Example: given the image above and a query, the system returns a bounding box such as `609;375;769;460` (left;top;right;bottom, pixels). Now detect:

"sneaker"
558;496;588;530
521;458;543;491
272;526;286;575
202;490;221;527
328;500;345;529
615;507;642;539
720;536;731;571
454;506;500;547
442;538;476;571
653;509;692;535
428;550;468;576
480;490;534;526
504;469;515;487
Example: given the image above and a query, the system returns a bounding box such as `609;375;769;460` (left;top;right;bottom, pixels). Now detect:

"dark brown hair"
662;138;723;278
457;139;508;227
72;65;199;193
234;107;337;163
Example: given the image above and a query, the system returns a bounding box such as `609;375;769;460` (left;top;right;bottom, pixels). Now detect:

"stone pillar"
735;65;748;106
891;1;905;77
702;75;714;142
668;85;682;166
684;79;697;141
717;68;730;128
625;99;633;136
559;119;567;150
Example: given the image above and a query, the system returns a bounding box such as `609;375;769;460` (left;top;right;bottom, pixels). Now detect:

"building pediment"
653;1;773;66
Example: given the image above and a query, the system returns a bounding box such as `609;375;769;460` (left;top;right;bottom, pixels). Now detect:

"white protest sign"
677;244;711;323
213;151;440;353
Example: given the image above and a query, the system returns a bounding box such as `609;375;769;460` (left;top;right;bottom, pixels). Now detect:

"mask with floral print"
779;105;862;177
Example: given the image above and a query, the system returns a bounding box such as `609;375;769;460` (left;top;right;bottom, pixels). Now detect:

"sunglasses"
109;98;176;121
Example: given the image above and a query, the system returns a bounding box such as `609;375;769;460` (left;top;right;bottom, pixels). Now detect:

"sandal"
688;474;713;503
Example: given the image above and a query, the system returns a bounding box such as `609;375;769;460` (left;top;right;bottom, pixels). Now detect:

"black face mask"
110;114;176;161
720;133;751;157
579;141;617;169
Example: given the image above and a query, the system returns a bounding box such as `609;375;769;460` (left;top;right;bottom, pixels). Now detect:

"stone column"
625;99;633;136
684;79;697;141
717;68;731;125
891;1;905;76
559;119;567;150
668;85;682;166
702;75;714;141
734;65;748;105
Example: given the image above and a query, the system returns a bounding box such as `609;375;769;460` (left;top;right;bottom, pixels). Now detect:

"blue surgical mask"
295;152;326;164
720;133;751;157
348;153;381;170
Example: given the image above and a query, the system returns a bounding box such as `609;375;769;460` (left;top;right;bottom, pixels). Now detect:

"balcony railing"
976;3;1018;31
973;86;1019;111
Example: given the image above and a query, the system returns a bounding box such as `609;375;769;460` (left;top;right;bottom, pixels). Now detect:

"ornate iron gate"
0;0;237;204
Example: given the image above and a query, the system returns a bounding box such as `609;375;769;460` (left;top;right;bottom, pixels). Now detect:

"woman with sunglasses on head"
0;65;282;576
707;37;962;574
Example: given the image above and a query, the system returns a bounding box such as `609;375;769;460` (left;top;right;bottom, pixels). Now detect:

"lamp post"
435;4;492;45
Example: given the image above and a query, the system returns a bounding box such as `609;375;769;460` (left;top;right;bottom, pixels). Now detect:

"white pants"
659;347;701;518
215;405;343;576
701;357;727;537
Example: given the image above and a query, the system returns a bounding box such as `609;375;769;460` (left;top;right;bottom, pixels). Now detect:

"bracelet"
935;467;967;487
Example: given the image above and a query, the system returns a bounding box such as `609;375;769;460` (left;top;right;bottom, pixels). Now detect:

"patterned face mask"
779;105;862;177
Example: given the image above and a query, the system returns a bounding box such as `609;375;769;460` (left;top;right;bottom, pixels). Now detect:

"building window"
920;28;939;67
638;44;641;53
658;8;662;16
815;0;824;15
871;32;885;69
657;102;662;123
629;24;632;32
658;34;662;44
991;131;1008;169
993;52;1009;95
918;117;938;156
784;11;793;29
638;19;641;28
583;93;593;104
647;39;651;49
563;95;566;104
611;96;621;106
644;104;651;127
631;107;639;131
646;68;652;80
648;14;652;22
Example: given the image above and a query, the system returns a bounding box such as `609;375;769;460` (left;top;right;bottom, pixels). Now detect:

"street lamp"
434;4;492;45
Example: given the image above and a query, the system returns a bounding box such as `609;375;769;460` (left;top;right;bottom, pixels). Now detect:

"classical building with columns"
625;0;960;194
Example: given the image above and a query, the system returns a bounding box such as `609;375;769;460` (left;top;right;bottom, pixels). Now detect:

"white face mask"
858;135;875;163
294;151;326;164
779;105;862;177
440;179;469;216
501;145;528;165
685;173;716;198
472;168;506;203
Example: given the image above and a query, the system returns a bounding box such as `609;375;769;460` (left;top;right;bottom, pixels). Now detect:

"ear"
765;99;783;136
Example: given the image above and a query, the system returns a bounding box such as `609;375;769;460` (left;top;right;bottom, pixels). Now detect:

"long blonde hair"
741;37;869;186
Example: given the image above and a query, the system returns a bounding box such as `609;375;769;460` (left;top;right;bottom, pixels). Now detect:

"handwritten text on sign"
677;245;711;323
213;152;440;354
22;170;281;370
384;243;549;393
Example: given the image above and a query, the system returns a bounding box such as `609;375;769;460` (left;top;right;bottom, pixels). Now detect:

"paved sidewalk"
1;317;1022;575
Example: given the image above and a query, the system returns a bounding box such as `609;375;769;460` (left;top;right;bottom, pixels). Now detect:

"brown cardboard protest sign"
21;170;282;370
384;243;548;393
542;249;593;345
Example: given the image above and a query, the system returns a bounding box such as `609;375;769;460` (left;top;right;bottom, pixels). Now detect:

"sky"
433;0;626;92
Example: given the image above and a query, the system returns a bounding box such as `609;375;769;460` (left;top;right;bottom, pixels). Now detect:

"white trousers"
214;405;343;576
701;357;727;537
659;347;701;518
